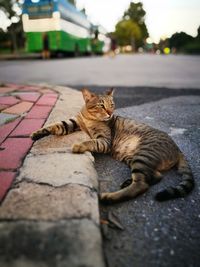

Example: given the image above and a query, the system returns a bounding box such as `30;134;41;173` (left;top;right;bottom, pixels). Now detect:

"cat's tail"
155;153;194;201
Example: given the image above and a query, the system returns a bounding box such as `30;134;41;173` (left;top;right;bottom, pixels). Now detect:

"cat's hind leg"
120;179;132;189
120;171;162;189
100;172;149;203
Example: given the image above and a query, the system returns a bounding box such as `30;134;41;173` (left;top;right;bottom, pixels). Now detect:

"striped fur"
31;118;79;141
31;88;194;203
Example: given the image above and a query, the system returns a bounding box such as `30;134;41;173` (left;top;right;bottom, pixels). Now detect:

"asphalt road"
0;54;200;88
1;55;200;267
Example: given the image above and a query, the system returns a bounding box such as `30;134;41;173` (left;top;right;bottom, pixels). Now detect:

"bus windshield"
23;0;54;19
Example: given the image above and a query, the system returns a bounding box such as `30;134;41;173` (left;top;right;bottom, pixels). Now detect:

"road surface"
0;54;200;88
95;94;200;267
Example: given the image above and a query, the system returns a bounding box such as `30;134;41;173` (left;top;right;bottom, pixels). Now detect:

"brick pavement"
0;84;58;202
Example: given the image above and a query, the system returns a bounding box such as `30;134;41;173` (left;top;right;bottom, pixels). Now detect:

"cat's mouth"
103;115;113;121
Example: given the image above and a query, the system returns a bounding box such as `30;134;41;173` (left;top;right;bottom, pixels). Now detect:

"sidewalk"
0;83;105;267
0;53;41;60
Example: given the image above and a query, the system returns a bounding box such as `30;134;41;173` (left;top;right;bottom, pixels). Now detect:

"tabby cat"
31;88;194;203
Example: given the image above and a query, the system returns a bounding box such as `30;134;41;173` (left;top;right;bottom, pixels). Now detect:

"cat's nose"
107;110;112;116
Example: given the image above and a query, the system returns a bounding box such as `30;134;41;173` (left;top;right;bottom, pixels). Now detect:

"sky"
76;0;200;43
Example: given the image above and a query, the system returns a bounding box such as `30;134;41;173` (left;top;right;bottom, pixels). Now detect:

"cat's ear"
81;88;95;102
106;88;115;96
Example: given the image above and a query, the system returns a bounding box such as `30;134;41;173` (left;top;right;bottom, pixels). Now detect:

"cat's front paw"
72;143;87;153
30;131;41;141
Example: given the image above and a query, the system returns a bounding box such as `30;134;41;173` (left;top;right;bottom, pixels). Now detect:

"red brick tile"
26;105;53;119
0;118;22;144
0;96;19;105
10;118;45;137
0;104;9;111
45;93;58;98
3;101;33;115
0;87;16;94
0;171;16;202
20;85;41;91
36;94;58;106
6;84;24;89
0;138;33;170
15;92;41;102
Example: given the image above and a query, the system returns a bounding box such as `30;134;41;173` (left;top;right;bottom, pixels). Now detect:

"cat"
31;88;194;203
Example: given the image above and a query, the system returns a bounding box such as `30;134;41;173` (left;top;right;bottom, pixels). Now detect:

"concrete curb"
0;85;105;267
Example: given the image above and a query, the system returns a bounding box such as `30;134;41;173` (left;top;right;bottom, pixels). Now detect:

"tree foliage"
0;0;24;52
196;26;200;39
124;2;146;24
68;0;76;6
0;0;16;19
115;20;141;46
158;26;200;55
179;27;200;54
114;2;148;49
169;32;194;50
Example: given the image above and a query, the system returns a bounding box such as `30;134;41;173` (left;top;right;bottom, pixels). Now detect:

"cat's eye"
100;103;105;108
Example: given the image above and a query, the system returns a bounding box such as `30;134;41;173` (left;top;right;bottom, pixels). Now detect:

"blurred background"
0;0;199;58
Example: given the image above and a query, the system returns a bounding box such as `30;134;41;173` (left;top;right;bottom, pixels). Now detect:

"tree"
68;0;76;6
124;2;146;24
169;32;194;50
0;0;23;52
158;29;200;54
114;2;148;50
81;8;86;15
181;27;200;54
123;2;149;45
115;19;141;48
197;26;200;39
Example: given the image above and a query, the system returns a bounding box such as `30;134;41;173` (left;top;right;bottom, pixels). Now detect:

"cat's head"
81;88;115;121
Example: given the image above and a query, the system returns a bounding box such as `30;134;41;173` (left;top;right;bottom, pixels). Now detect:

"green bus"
22;0;110;56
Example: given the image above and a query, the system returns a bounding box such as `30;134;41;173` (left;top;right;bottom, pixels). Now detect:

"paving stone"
3;101;33;115
0;182;99;224
0;138;33;170
0;96;19;105
0;118;21;144
0;104;8;111
36;94;58;106
26;105;53;119
5;84;23;90
39;88;55;94
20;85;42;91
0;220;105;267
17;151;98;189
0;171;16;202
14;92;41;102
44;93;58;98
45;86;83;122
0;87;15;94
10;118;45;137
0;113;19;126
31;131;89;153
